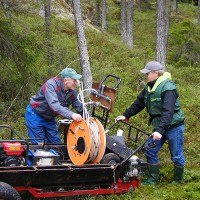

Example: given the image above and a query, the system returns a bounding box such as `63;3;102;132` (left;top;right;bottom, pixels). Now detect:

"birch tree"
72;0;92;89
101;0;107;31
156;0;167;69
126;0;133;49
121;0;127;43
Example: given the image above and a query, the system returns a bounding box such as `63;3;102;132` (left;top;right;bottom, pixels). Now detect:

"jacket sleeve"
123;89;146;118
44;81;74;119
155;90;178;134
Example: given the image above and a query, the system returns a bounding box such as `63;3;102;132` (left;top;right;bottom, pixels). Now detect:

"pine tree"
121;0;127;43
126;0;133;49
44;0;53;66
72;0;92;89
172;0;178;14
198;0;200;26
101;0;107;31
156;0;167;69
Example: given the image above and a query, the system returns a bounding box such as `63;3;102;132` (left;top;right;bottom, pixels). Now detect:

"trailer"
0;75;151;199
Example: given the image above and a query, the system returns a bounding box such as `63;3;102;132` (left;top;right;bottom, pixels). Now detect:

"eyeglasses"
145;72;152;76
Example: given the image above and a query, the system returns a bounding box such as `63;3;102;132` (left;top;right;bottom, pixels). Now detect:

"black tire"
100;153;121;165
0;182;21;200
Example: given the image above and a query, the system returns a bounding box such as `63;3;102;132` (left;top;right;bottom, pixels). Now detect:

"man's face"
63;78;79;90
145;71;159;82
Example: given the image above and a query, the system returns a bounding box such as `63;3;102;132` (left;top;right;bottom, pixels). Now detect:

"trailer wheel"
100;153;120;165
0;182;21;200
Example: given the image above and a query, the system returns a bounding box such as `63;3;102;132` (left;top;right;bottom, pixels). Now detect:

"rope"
77;84;97;122
77;82;102;163
87;120;101;163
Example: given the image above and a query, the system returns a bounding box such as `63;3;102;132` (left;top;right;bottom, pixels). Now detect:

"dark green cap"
60;68;82;80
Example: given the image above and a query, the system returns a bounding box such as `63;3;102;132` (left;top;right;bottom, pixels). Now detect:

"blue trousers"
25;105;61;144
145;125;185;167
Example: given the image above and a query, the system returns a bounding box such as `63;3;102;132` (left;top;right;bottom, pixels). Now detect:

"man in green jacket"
116;61;185;184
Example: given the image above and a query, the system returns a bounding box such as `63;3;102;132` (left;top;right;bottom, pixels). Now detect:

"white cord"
77;84;97;123
77;83;102;163
77;88;97;105
87;120;101;163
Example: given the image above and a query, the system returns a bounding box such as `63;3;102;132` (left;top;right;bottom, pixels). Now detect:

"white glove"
152;132;162;140
115;115;125;122
72;113;82;121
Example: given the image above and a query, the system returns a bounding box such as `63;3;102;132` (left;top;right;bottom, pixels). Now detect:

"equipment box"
28;149;59;166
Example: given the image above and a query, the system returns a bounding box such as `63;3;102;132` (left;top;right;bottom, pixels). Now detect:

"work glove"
152;131;162;140
72;113;82;121
115;115;125;122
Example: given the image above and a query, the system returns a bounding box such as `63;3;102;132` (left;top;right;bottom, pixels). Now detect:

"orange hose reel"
67;118;106;165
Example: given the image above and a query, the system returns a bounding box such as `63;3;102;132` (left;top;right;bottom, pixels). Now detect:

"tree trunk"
44;0;53;66
126;0;133;49
72;0;92;89
101;0;107;31
121;0;127;43
165;0;171;52
198;0;200;26
65;0;72;7
156;0;166;69
1;0;9;18
172;0;178;14
94;0;100;26
144;0;150;10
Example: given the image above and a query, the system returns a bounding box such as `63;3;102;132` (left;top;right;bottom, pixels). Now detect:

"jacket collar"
147;72;172;92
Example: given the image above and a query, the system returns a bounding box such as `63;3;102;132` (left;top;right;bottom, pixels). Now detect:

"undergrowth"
0;1;200;199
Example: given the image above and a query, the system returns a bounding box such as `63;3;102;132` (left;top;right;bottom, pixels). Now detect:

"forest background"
0;0;200;199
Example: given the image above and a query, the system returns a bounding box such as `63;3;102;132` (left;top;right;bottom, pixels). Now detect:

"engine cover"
1;142;24;156
0;156;20;166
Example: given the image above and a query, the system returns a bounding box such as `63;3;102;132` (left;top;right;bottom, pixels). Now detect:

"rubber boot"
141;164;159;185
171;166;184;184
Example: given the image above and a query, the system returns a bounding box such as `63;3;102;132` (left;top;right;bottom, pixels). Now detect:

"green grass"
0;1;200;199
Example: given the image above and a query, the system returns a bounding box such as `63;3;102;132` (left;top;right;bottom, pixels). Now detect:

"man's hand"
152;132;162;140
115;115;125;122
72;113;82;121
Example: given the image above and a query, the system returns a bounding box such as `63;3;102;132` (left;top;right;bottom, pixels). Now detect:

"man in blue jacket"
116;61;185;184
25;68;83;144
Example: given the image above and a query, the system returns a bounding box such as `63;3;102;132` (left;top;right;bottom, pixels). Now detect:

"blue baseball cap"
60;68;82;80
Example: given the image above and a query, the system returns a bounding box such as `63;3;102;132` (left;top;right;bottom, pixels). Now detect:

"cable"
77;82;96;122
87;120;101;163
77;88;97;105
76;82;103;164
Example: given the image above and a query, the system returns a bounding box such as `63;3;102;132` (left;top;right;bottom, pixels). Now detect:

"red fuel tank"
1;142;24;155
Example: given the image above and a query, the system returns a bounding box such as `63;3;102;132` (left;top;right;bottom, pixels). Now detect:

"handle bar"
99;74;121;90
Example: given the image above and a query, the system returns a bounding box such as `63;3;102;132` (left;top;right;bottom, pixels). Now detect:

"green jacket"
144;73;184;129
